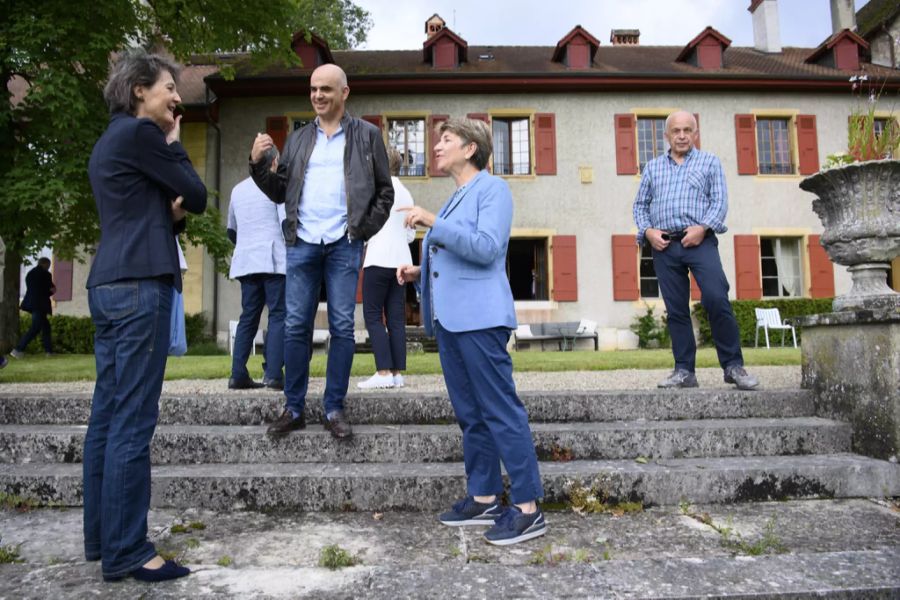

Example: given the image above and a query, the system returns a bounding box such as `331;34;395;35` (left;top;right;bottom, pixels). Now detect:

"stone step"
2;454;896;510
0;418;850;465
0;388;815;426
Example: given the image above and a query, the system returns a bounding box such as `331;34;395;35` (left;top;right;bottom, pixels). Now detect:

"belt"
662;229;714;241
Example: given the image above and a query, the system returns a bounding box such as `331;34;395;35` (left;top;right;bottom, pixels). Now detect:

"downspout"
206;86;222;342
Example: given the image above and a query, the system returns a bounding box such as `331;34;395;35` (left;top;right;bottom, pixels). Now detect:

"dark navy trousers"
652;234;743;373
435;322;544;504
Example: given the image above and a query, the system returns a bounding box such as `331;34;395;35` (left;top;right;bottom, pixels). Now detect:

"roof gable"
291;31;334;68
806;29;869;71
423;27;468;68
676;26;732;69
552;25;601;68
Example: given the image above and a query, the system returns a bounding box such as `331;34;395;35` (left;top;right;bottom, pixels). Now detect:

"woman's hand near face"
398;206;435;229
165;114;181;145
396;264;421;284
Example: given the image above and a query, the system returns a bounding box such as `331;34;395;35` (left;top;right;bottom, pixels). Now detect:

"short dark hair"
439;118;492;170
37;257;51;267
103;49;181;116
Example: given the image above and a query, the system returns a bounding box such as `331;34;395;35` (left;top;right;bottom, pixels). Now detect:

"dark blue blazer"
87;113;207;292
20;266;54;315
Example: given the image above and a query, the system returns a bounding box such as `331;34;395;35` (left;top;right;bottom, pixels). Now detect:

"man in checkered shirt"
633;110;759;391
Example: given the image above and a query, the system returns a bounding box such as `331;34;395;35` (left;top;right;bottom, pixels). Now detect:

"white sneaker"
393;374;405;387
357;373;395;389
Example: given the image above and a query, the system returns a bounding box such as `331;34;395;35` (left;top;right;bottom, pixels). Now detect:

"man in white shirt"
227;148;287;390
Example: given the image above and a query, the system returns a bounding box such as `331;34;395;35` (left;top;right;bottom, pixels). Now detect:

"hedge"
691;298;834;347
16;312;217;354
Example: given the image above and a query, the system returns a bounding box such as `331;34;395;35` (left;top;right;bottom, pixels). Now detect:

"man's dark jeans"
83;278;172;579
652;234;743;372
231;274;286;383
15;310;52;353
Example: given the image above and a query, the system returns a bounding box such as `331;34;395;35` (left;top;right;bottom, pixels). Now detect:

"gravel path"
0;365;800;395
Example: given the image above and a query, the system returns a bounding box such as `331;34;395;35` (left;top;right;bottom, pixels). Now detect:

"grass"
318;544;359;569
0;347;800;383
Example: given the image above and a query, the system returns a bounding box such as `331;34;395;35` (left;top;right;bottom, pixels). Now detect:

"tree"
0;0;371;350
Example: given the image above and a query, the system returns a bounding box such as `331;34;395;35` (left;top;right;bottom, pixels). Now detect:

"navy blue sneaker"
438;496;502;526
484;506;547;545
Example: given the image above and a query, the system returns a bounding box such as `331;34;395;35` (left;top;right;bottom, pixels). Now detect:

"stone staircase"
1;387;897;511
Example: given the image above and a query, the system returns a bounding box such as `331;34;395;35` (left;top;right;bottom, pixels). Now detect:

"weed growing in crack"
319;544;360;569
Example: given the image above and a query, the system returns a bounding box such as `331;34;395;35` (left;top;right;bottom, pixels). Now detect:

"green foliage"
17;311;220;354
183;205;232;277
0;540;25;564
692;298;833;347
0;492;38;512
564;478;644;516
217;555;233;567
318;544;359;570
630;303;670;349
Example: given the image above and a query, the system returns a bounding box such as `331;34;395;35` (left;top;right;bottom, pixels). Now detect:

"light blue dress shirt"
298;122;347;244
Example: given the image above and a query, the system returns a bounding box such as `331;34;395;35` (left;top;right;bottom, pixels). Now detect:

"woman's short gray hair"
103;49;181;116
439;118;492;170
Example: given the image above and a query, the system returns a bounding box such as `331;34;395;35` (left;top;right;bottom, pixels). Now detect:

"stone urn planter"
799;159;900;312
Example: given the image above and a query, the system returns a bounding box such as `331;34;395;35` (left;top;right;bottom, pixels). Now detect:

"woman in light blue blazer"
397;118;546;546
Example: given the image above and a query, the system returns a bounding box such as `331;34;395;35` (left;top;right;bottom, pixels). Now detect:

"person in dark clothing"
10;257;55;357
82;49;206;584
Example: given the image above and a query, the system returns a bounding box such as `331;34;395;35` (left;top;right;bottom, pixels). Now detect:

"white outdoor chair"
228;319;265;356
754;308;797;349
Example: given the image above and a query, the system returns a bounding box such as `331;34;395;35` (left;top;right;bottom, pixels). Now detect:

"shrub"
630;303;671;349
692;298;833;346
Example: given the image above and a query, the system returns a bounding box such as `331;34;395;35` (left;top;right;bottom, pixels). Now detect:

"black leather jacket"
250;113;394;244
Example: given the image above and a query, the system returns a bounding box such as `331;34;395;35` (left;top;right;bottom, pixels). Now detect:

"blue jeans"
231;274;286;382
435;322;544;504
284;237;363;416
652;234;743;372
83;278;172;579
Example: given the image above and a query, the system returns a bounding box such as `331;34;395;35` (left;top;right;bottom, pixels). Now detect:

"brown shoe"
266;409;306;438
323;410;353;440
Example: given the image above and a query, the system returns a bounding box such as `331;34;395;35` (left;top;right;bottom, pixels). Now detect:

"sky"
352;0;872;50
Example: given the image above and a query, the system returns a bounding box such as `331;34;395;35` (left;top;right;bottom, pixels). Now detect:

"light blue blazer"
420;170;517;336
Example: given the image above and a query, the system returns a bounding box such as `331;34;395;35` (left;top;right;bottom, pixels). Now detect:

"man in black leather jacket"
250;63;393;440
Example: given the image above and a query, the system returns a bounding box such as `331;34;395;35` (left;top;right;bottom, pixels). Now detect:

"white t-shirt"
363;176;415;269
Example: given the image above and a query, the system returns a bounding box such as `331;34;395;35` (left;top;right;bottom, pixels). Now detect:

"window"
760;237;802;297
639;244;659;298
756;118;793;174
637;117;667;172
387;118;426;176
492;117;531;175
506;238;548;300
289;115;313;131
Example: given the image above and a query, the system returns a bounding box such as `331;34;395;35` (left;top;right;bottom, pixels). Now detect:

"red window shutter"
693;113;701;150
690;273;702;301
552;235;578;302
428;114;449;177
52;256;73;302
734;114;758;175
466;113;490;123
733;235;762;299
266;116;288;152
534;113;557;175
611;235;639;301
796;115;820;175
807;234;835;298
614;114;638;175
362;115;383;131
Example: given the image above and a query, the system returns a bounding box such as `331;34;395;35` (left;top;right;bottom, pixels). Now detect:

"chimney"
830;0;856;33
610;29;640;45
749;0;781;53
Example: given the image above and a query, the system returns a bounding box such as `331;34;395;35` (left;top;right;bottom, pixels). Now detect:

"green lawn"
0;347;800;383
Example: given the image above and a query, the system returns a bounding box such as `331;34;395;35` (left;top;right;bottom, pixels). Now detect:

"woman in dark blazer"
398;118;546;546
83;49;206;582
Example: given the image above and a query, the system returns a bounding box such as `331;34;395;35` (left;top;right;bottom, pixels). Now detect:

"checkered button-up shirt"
632;148;728;245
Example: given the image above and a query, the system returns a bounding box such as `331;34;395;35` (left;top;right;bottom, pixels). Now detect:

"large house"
51;0;900;349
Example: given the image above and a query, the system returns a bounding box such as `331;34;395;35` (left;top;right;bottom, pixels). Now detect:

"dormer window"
551;25;601;70
676;26;731;69
290;31;334;69
423;27;468;70
806;29;869;71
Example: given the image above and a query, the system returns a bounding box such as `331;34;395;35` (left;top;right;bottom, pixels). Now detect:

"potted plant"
799;76;900;312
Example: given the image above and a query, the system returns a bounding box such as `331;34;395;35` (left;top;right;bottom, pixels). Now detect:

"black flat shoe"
129;559;190;582
228;377;264;390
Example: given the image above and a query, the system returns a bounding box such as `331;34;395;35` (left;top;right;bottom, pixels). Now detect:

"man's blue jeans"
231;274;286;383
83;277;172;579
284;237;363;416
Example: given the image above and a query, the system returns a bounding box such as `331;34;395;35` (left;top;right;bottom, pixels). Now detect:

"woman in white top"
358;148;416;389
